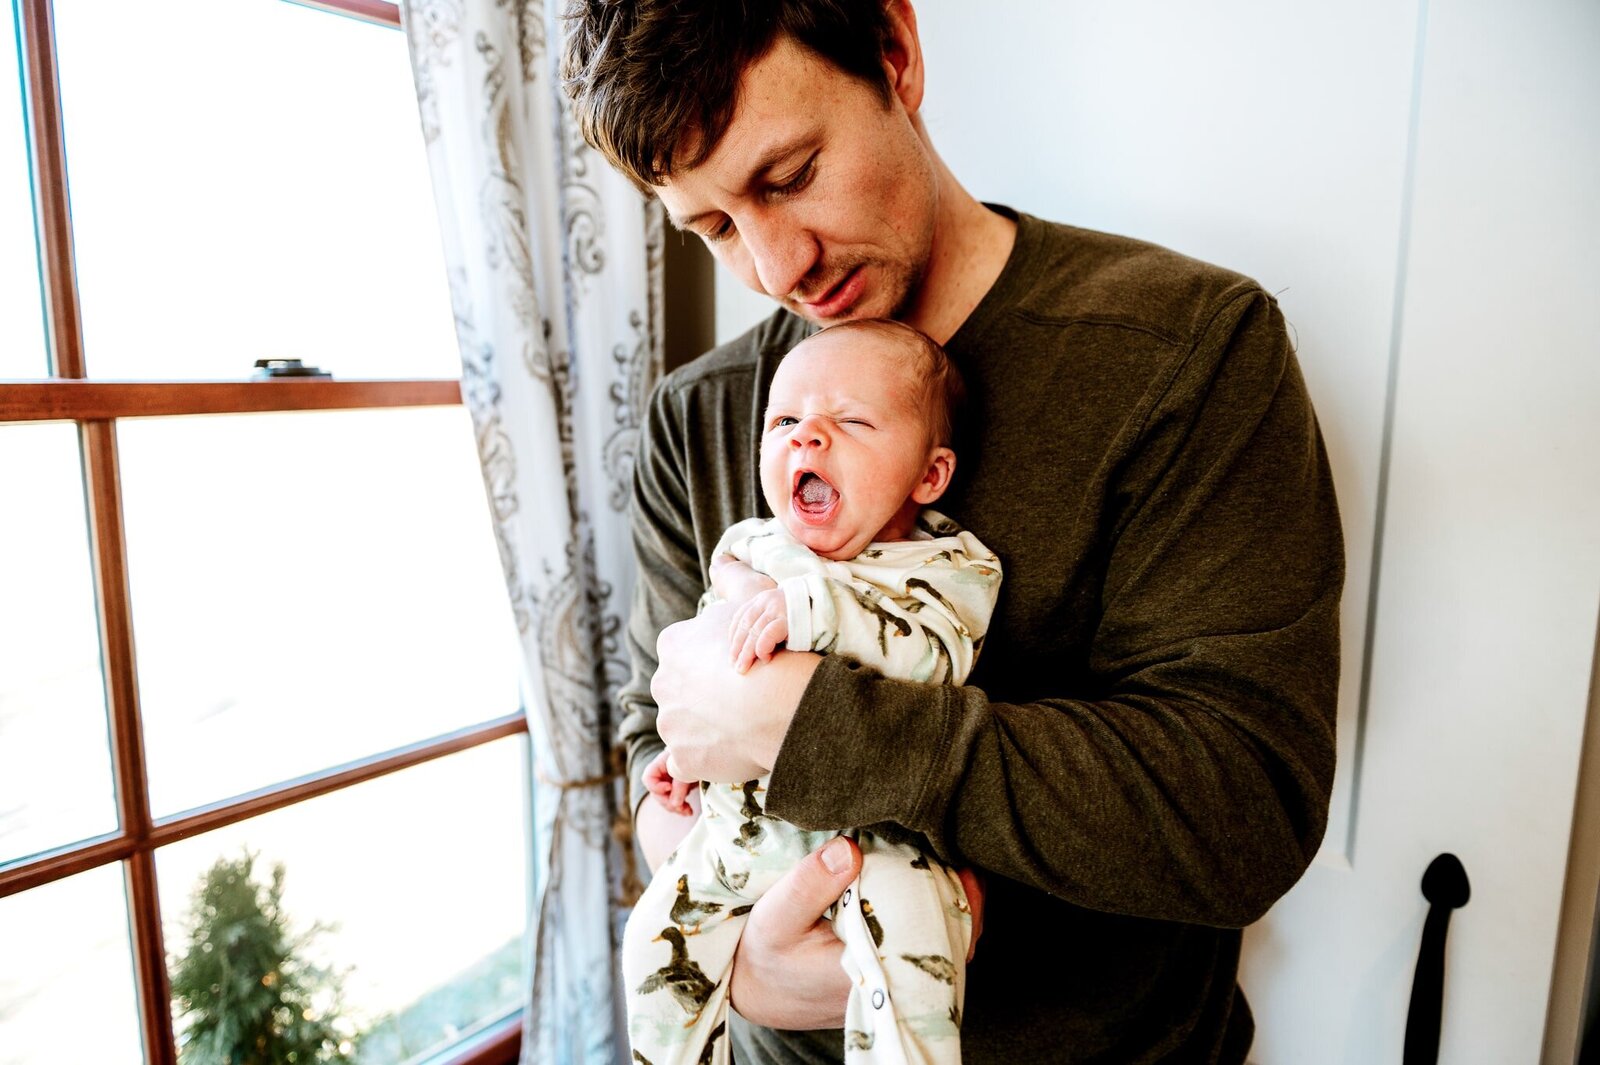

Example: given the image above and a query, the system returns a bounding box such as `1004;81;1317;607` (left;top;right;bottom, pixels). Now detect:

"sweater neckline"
945;204;1045;362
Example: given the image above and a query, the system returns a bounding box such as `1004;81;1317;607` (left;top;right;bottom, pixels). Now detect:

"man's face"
759;329;948;561
653;35;938;326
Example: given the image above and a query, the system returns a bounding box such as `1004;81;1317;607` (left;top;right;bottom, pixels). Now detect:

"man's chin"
785;300;868;328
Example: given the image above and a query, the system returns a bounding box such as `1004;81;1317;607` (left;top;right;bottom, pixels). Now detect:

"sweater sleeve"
763;288;1343;929
617;379;703;818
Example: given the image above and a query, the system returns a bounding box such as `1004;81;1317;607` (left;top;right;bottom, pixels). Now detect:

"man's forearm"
766;642;1337;928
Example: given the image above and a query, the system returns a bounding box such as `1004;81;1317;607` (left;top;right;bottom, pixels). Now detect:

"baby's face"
759;329;951;561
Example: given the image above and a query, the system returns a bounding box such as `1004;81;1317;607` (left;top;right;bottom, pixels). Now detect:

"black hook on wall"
1403;853;1471;1065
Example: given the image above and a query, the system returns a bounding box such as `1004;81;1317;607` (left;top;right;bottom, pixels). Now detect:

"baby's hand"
644;749;697;815
709;553;777;606
729;587;790;674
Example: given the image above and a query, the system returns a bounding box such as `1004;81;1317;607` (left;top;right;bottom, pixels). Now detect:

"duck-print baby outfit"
623;510;1002;1065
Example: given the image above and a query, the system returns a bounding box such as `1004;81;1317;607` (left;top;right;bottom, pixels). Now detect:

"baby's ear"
912;446;956;505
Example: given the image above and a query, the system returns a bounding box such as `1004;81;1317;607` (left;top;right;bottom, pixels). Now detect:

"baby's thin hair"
818;319;967;449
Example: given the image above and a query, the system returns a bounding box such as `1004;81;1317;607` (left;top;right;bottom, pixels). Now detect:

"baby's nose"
790;417;829;448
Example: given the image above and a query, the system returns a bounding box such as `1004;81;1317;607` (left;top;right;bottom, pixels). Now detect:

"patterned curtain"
401;3;663;1062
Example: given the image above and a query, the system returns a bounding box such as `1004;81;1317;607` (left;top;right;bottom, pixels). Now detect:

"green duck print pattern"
623;510;997;1064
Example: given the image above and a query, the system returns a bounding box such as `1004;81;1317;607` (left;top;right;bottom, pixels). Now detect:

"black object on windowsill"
1403;853;1471;1065
253;358;331;379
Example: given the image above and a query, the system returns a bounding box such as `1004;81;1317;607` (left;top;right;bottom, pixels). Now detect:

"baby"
623;319;1002;1065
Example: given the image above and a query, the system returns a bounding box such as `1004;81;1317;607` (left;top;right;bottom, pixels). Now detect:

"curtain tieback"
533;750;646;907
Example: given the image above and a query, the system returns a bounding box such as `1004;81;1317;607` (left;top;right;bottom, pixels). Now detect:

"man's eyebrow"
745;138;812;185
666;208;713;233
664;137;815;232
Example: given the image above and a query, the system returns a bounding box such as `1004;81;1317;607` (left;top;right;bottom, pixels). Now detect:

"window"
0;3;528;1063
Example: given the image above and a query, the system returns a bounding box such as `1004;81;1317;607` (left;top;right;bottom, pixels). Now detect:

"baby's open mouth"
793;471;840;517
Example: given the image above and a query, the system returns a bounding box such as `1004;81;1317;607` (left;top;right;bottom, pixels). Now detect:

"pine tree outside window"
0;3;530;1063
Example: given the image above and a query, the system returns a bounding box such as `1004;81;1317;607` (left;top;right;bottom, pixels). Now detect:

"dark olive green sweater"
619;209;1343;1063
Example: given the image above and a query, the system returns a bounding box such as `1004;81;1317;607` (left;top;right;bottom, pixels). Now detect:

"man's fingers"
748;837;863;940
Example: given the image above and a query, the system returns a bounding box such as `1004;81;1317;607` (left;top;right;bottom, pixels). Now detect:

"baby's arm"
724;569;968;681
789;540;1002;685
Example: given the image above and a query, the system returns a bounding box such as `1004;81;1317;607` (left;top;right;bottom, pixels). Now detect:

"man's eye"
703;218;735;244
770;156;816;198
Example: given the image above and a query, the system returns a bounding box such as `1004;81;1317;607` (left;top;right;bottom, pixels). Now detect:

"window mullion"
0;379;465;422
18;0;85;379
288;0;402;29
0;712;528;899
126;852;175;1065
81;419;175;1065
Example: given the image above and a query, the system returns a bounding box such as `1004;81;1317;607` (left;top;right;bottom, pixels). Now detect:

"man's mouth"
796;266;865;320
792;470;840;524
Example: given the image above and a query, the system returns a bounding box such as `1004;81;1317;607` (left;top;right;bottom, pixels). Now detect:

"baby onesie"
623;510;1002;1065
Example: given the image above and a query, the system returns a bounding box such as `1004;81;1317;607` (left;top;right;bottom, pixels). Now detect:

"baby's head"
760;319;965;561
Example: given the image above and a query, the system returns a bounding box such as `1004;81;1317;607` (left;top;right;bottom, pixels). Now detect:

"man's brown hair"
562;0;896;192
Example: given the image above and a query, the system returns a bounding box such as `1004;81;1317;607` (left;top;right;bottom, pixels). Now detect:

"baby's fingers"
734;627;762;674
754;616;788;661
727;604;758;667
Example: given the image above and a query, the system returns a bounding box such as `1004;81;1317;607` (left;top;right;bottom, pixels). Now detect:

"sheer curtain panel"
402;2;665;1061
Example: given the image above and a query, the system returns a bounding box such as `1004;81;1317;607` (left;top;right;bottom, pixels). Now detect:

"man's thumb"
819;836;860;877
772;837;862;924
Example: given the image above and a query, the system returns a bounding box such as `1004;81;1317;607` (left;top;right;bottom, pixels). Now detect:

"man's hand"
728;836;860;1029
729;588;790;673
708;553;777;605
652;601;820;783
727;840;990;1028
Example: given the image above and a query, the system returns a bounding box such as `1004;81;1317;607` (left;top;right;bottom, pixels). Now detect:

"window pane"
0;423;116;866
54;0;458;381
157;739;530;1063
0;863;146;1065
1;4;48;378
118;407;520;817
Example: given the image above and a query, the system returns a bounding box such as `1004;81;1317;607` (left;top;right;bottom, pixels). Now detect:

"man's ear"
881;0;925;116
912;446;955;505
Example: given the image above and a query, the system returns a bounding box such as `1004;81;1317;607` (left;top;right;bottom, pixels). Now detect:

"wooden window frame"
1;3;523;1063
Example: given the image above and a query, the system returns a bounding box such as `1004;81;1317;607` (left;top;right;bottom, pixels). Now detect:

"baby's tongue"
797;473;839;511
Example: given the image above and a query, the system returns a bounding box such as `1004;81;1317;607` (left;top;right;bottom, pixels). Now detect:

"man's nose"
741;209;820;301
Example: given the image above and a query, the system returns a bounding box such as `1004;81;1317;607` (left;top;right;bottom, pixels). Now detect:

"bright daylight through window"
0;3;529;1064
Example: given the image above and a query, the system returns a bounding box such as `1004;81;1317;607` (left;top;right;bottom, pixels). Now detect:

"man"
563;2;1343;1061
